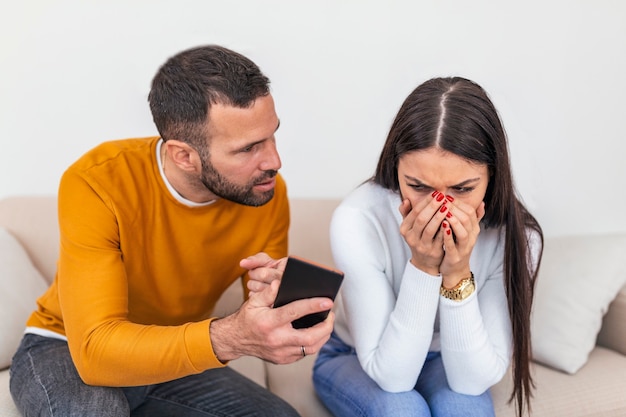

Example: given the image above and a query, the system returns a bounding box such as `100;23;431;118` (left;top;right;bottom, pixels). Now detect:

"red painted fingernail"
446;211;453;218
446;229;451;235
431;191;439;198
436;193;445;202
442;222;448;228
439;205;447;213
445;195;454;202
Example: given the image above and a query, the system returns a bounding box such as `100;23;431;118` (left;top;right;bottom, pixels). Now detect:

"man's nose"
260;141;281;171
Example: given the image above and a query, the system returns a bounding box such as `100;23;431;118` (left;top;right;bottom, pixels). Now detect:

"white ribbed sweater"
330;181;534;395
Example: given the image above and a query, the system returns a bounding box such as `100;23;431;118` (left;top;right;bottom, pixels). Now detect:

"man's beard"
200;159;277;207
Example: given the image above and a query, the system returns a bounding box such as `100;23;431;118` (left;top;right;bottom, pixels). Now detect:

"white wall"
1;0;625;238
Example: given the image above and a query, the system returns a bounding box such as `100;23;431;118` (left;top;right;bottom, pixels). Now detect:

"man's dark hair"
148;45;270;150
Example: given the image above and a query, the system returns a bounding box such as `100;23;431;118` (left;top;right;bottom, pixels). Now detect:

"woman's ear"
477;201;486;222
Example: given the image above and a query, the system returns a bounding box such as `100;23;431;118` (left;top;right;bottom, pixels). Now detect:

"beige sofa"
1;196;625;417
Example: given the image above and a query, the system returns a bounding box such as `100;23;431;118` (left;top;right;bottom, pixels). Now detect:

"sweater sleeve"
57;171;224;386
437;256;511;395
330;203;443;392
437;228;542;395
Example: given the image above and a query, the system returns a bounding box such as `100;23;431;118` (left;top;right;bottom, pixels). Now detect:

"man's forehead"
206;95;278;145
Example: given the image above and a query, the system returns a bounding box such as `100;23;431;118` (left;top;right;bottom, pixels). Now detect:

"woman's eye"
409;184;430;192
454;187;474;194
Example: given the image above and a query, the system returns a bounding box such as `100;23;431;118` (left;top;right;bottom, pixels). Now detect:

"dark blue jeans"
10;334;300;417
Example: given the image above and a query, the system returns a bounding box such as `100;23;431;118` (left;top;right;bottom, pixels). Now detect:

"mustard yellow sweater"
27;137;289;386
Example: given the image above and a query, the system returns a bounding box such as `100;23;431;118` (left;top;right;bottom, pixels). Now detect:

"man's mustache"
254;170;278;184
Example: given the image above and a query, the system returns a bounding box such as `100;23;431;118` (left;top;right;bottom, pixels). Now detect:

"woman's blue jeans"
313;332;495;417
10;334;300;417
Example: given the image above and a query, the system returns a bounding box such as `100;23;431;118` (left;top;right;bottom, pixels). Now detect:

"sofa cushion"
0;370;20;416
0;228;49;369
531;234;626;374
288;199;338;267
0;196;59;283
266;357;333;417
597;283;626;355
492;347;626;417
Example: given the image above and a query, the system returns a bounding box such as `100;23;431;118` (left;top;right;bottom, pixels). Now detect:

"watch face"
461;283;474;298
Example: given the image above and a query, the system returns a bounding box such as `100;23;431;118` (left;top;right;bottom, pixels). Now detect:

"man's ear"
164;140;202;173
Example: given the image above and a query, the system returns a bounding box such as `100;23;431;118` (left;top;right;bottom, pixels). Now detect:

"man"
9;45;334;416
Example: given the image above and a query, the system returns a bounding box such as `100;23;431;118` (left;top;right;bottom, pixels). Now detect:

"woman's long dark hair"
374;77;543;416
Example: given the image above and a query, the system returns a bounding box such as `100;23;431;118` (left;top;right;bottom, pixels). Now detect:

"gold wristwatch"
440;272;475;301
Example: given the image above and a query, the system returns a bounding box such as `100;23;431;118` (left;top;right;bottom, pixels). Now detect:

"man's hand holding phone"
210;253;342;365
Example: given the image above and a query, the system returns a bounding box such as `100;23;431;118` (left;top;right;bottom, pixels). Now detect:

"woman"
312;77;543;417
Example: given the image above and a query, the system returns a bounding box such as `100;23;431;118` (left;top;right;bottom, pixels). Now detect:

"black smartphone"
273;256;344;329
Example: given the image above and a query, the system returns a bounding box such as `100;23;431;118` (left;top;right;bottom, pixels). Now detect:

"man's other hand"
240;252;287;296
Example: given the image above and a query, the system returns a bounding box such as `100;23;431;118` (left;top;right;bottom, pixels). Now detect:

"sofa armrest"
0;196;59;283
597;283;626;355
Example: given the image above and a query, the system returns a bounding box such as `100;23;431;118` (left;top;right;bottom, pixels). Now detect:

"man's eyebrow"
259;118;280;141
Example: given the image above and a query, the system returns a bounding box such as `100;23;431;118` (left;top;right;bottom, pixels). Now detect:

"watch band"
440;272;475;301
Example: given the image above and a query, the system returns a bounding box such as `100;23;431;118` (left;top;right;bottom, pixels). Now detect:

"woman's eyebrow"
403;175;481;188
403;175;429;186
451;178;481;187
